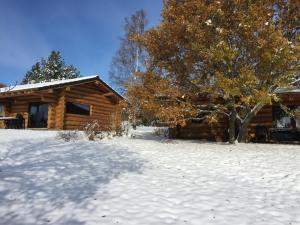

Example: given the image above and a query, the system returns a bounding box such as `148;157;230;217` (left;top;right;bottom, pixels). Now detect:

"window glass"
28;103;48;128
66;102;90;116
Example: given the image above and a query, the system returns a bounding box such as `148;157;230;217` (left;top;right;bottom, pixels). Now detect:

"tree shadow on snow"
131;129;231;146
0;139;146;225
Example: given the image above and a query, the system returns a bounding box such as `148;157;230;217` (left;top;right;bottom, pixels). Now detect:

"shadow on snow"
0;138;146;225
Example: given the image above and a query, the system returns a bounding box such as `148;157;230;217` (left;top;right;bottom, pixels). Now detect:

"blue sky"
0;0;162;85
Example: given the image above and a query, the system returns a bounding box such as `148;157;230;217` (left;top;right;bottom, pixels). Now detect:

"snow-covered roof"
0;75;123;99
290;78;300;85
0;75;98;93
275;88;300;94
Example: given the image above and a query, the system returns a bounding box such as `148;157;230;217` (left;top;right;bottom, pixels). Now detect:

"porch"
0;93;57;129
254;105;300;143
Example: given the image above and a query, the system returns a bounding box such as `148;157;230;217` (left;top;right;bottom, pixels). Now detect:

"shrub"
57;130;80;142
83;116;130;141
83;120;105;141
153;127;169;137
109;114;129;137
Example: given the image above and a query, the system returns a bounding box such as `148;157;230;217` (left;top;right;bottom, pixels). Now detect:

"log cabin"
0;75;123;130
169;89;300;143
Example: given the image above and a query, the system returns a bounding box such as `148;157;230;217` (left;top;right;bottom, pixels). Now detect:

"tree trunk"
132;112;137;130
237;120;249;143
237;103;265;143
228;109;237;144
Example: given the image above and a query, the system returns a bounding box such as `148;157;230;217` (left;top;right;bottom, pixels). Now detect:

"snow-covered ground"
0;127;300;225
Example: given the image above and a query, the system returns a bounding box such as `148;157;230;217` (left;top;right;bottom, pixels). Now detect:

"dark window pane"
66;102;90;116
28;103;48;128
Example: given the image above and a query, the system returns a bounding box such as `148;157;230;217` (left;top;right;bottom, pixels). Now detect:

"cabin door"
28;103;48;128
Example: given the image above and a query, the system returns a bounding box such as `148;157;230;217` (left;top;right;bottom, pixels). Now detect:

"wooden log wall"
63;82;120;130
169;117;229;142
247;93;300;141
169;94;229;141
54;90;65;129
170;93;300;142
0;94;57;129
246;105;273;142
0;81;121;130
0;101;10;128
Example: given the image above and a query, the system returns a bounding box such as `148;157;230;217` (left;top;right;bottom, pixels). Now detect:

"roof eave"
0;76;124;100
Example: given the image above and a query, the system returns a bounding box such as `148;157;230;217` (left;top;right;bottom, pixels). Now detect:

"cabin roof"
0;75;123;99
275;88;300;94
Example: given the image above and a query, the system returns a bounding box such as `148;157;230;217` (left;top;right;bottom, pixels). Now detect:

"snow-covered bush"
83;117;130;141
111;121;130;137
83;120;105;141
121;122;131;137
108;114;130;137
153;127;169;137
57;130;80;142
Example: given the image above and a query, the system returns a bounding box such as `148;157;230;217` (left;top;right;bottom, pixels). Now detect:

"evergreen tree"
0;83;6;88
127;0;300;143
43;51;65;81
22;62;43;84
22;51;80;84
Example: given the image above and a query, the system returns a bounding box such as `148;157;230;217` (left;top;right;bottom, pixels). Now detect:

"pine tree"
128;0;300;143
43;51;65;81
22;51;80;84
0;83;6;88
22;62;43;84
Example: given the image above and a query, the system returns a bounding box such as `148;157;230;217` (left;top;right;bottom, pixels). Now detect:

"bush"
57;130;80;142
83;116;130;141
83;120;105;141
117;122;130;137
109;114;129;137
153;127;169;137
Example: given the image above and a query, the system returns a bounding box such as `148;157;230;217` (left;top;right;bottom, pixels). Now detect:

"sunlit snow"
0;128;300;225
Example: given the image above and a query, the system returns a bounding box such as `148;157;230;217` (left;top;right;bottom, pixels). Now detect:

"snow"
275;87;300;93
205;19;212;26
1;128;300;225
0;75;98;93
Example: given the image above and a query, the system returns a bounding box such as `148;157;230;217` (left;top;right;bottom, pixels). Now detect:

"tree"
0;83;6;88
22;51;80;84
109;9;148;129
128;0;300;143
275;0;300;85
23;62;43;84
276;0;300;41
109;9;148;94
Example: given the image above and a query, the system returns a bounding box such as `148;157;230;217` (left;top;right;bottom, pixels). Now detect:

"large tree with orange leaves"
128;0;300;143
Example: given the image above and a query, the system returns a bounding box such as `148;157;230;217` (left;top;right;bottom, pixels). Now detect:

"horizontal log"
65;94;114;105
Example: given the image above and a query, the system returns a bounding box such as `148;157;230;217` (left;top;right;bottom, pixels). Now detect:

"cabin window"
273;106;297;129
66;102;90;116
0;104;4;117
